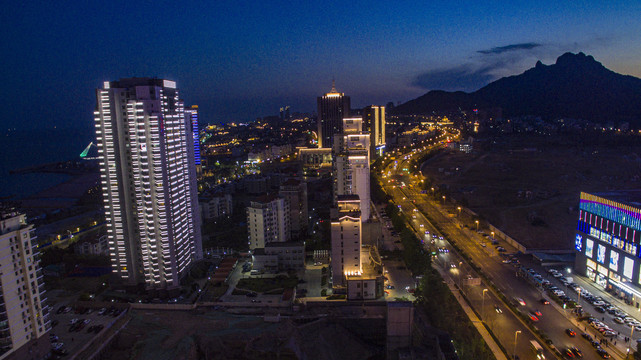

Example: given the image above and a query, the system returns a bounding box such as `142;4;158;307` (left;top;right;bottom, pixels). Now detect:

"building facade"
575;192;641;302
331;195;362;287
252;242;305;272
200;194;233;220
0;209;50;359
74;234;109;256
363;105;385;157
333;117;371;221
317;81;350;149
94;78;202;289
279;179;308;239
247;196;290;250
184;105;202;176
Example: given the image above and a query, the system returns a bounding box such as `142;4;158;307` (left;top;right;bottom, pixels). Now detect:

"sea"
0;126;95;199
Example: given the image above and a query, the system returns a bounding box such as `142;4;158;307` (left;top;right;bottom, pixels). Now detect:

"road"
377;134;614;360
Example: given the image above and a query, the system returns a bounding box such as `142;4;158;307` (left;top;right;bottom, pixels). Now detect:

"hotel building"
317;81;350;149
575;192;641;302
94;78;202;289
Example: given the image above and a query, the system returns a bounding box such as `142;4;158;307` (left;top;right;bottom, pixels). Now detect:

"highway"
376;132;615;360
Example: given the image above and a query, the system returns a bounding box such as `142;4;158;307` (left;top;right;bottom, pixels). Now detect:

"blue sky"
1;1;640;127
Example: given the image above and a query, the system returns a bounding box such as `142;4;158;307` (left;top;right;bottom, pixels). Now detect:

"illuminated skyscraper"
333;117;371;221
317;81;350;149
94;78;202;289
184;105;202;176
363;105;385;157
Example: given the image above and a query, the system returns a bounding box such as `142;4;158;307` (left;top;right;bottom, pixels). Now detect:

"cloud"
411;64;498;92
477;42;541;55
412;42;552;92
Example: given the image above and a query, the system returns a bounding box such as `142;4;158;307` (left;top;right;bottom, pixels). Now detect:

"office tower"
574;192;641;298
317;80;350;149
94;78;202;289
184;105;202;176
333;117;371;221
331;195;362;286
0;208;50;359
363;105;386;157
279;179;308;239
247;195;290;250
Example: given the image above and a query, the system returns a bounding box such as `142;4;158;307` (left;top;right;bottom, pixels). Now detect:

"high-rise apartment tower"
94;78;202;289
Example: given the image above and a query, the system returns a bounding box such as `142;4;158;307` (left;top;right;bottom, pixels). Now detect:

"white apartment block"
331;195;362;287
94;78;202;289
0;209;49;359
333;117;371;221
247;196;290;250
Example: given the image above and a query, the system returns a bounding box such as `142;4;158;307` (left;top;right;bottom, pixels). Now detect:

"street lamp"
482;288;488;321
442;195;446;204
457;207;461;217
628;325;635;359
475;220;479;231
513;330;521;360
491;231;495;240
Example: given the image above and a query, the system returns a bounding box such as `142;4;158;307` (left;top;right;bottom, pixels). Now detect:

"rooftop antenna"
331;78;337;92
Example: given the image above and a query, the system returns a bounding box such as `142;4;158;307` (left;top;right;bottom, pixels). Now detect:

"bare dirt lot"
422;133;641;250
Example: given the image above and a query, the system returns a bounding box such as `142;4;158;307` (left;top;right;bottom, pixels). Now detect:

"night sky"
2;1;640;128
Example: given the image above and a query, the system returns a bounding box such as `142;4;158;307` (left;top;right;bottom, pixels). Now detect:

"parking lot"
49;303;127;357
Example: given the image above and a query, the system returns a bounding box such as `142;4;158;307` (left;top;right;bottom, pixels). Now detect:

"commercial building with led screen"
575;192;641;304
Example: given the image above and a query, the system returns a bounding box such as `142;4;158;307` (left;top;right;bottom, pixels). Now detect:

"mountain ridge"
396;52;641;125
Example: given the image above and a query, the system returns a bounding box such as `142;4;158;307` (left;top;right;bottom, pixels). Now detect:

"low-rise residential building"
252;241;305;272
74;234;109;256
200;193;233;220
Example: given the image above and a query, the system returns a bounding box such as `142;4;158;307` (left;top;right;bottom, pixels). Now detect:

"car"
564;348;575;358
245;292;258;297
595;306;605;313
495;305;502;314
528;313;539;321
565;329;576;337
56;306;66;314
581;333;593;341
515;298;526;306
534;310;542;317
613;317;624;324
386;285;395;289
570;347;583;358
596;349;610;359
590;340;601;349
540;298;550;305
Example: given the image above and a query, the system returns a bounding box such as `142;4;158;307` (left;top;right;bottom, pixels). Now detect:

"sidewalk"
434;265;508;360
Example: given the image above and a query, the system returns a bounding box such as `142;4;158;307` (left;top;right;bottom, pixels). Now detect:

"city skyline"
1;2;641;129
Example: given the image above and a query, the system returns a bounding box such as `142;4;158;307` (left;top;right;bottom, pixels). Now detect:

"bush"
321;289;327;296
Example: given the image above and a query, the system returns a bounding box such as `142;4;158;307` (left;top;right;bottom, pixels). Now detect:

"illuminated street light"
475;220;479;231
513;330;521;360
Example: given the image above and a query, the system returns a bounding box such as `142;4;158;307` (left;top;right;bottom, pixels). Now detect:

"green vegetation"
416;268;496;360
201;209;248;250
384;203;431;276
235;275;298;293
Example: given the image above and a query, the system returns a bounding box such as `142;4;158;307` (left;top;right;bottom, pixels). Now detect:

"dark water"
0;127;95;198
